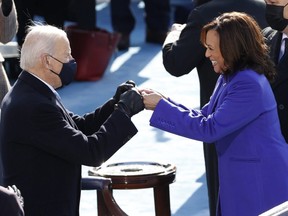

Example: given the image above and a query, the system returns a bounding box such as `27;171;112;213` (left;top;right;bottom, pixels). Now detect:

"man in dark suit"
262;0;288;143
161;1;268;215
0;24;144;216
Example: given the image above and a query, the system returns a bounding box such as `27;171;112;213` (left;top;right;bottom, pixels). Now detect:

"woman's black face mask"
265;3;288;31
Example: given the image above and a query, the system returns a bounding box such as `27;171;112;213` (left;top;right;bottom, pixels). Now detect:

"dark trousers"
110;0;170;34
14;0;96;46
204;143;219;216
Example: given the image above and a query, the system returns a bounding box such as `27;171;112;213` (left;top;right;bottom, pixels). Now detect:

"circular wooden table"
89;161;177;216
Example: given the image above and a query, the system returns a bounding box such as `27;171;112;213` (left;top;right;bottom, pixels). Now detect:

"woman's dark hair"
200;12;276;82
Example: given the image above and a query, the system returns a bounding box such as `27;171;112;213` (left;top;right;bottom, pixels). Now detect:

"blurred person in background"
9;0;96;78
110;0;171;50
0;0;17;103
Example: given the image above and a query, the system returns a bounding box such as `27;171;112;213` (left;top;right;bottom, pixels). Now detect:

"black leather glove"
115;88;144;117
2;0;13;16
113;80;136;103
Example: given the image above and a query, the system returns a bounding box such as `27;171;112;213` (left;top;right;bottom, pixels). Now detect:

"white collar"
29;72;60;99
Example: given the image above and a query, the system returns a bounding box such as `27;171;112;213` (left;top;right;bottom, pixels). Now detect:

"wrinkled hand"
116;88;144;117
113;80;136;103
8;185;24;207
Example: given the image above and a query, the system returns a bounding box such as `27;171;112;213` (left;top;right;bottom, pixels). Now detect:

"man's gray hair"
20;23;67;70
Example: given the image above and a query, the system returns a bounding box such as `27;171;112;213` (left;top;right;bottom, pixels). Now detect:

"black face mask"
265;3;288;31
49;55;77;87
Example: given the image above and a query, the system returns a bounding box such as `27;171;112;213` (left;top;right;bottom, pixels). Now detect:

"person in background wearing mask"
0;24;144;215
263;0;288;143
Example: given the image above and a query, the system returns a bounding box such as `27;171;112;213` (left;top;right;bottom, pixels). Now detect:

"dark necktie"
276;38;288;77
279;38;288;63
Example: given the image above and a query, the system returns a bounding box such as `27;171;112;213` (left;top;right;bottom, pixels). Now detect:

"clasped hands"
113;80;166;117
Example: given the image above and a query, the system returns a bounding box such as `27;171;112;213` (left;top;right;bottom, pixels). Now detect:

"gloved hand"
113;80;136;103
115;88;144;117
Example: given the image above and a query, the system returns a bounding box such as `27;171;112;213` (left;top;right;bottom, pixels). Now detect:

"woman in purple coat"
141;12;288;216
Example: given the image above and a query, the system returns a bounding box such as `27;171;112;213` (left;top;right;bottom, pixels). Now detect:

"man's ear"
41;54;50;68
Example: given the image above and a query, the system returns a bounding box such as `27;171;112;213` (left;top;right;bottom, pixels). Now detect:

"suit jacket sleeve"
0;0;18;44
19;99;138;167
162;9;206;76
150;71;267;143
70;98;116;135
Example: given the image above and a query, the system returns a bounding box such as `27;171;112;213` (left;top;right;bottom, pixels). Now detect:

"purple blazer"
150;69;288;215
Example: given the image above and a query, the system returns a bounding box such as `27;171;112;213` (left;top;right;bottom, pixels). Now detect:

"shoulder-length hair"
200;12;276;82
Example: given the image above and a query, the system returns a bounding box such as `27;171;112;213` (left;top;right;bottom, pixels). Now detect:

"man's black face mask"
48;55;77;87
265;3;288;31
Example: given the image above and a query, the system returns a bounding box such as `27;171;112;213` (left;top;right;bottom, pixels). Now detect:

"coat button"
279;104;285;110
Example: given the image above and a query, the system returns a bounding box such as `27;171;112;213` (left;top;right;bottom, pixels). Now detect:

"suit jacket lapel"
269;32;288;87
55;97;78;129
268;31;281;63
18;71;78;129
208;75;226;113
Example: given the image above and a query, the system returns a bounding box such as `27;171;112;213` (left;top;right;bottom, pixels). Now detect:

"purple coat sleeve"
149;71;268;143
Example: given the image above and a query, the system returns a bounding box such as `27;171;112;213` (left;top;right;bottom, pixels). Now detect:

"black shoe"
117;33;130;51
146;29;167;44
